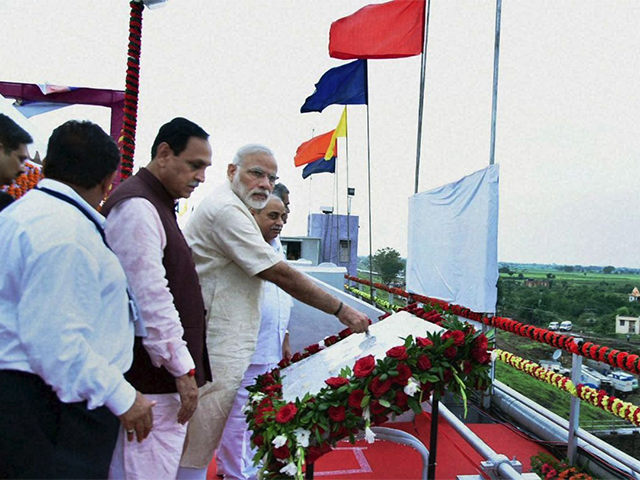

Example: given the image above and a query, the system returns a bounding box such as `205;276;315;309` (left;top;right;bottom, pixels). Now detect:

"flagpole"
414;0;432;194
345;107;351;270
489;0;502;166
364;62;374;297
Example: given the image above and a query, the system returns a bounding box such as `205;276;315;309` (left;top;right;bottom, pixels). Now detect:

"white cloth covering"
406;164;499;313
0;179;135;415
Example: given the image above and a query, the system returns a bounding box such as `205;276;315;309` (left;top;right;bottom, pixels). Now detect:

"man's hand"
336;304;370;333
119;391;155;443
282;332;292;360
175;373;199;425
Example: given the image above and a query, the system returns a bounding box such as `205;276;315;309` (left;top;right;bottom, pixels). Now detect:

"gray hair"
232;143;274;166
273;183;289;201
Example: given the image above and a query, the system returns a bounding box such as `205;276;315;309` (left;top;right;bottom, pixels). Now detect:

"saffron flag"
329;0;425;60
300;60;367;113
294;130;335;167
302;157;336;179
325;107;347;160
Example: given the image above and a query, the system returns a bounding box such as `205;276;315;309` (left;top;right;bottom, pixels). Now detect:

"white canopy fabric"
406;164;499;314
0;93;48;161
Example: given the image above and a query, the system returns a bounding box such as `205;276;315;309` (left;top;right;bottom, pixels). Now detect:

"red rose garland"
246;313;492;479
346;275;640;376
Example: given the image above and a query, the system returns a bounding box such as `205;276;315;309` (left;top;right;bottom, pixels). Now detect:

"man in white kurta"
180;144;369;475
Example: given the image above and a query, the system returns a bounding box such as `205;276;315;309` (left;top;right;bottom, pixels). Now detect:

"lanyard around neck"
36;186;108;249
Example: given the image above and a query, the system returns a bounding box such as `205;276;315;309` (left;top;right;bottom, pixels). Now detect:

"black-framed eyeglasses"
246;167;278;185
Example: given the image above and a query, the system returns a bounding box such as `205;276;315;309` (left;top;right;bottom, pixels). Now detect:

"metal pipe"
437;402;521;479
493;381;640;479
414;0;432;193
489;0;502;166
568;348;583;464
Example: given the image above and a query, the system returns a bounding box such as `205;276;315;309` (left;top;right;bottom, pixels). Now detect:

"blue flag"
300;60;367;113
302;157;336;179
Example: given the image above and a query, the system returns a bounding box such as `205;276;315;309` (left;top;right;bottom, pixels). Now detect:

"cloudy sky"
2;0;639;267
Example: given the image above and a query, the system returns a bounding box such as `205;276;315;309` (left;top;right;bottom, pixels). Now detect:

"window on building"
620;320;625;326
339;240;351;263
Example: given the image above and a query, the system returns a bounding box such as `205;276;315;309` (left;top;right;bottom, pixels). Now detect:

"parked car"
548;321;559;331
559;321;573;331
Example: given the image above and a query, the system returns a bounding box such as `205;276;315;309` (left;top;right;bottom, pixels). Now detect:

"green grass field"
500;269;640;287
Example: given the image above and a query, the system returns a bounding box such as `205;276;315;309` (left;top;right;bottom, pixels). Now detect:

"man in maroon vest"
103;117;213;479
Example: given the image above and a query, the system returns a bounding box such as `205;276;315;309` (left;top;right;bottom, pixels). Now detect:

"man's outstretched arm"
258;261;369;333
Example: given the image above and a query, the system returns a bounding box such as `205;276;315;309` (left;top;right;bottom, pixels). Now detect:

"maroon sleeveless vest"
102;168;211;393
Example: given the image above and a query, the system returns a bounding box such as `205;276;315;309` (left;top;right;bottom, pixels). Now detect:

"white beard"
232;172;269;209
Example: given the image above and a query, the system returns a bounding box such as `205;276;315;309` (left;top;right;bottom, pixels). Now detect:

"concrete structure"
307;213;359;277
280;236;321;264
616;315;640;335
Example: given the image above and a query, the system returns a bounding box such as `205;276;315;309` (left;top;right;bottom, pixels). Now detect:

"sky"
1;0;640;268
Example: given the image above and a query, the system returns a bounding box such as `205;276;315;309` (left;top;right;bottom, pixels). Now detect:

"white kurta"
180;183;281;468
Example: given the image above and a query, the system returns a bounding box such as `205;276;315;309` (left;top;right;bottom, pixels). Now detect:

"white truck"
607;370;639;395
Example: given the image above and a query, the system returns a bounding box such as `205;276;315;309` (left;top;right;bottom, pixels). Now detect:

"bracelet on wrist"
333;301;344;316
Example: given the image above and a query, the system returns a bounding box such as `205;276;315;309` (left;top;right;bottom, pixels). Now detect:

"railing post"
568;339;583;465
482;321;495;410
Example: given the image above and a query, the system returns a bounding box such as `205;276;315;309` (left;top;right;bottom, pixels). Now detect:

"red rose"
372;414;388;425
393;363;412;385
475;334;489;350
416;337;433;348
463;360;473;374
443;369;453;383
273;444;290;460
370;399;387;414
325;335;339;346
261;373;275;385
325;376;349;388
444;346;458;359
386;346;408;360
252;435;264;447
450;330;466;347
395;390;409;410
264;384;282;395
348;389;365;409
291;352;302;363
278;358;291;368
275;403;297;424
472;348;490;364
306;344;321;354
329;405;346;422
354;355;376;378
417;355;432;371
339;327;352;339
370;376;392;397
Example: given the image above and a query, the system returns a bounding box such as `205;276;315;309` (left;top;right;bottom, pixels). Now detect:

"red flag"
329;0;425;60
294;130;336;167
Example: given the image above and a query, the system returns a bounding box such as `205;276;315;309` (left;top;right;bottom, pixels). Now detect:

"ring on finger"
126;429;135;434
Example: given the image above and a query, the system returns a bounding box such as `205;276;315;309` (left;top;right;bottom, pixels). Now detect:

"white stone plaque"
281;311;444;402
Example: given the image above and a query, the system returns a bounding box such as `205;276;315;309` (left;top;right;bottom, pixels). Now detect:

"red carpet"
207;413;550;479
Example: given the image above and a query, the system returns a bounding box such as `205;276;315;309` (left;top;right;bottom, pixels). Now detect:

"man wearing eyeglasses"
178;144;369;478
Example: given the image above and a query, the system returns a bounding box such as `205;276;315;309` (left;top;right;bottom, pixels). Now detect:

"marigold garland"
494;349;640;427
246;312;492;479
345;276;640;376
2;161;43;200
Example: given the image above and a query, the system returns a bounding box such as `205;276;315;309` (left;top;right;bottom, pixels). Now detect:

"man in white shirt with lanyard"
0;120;154;478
